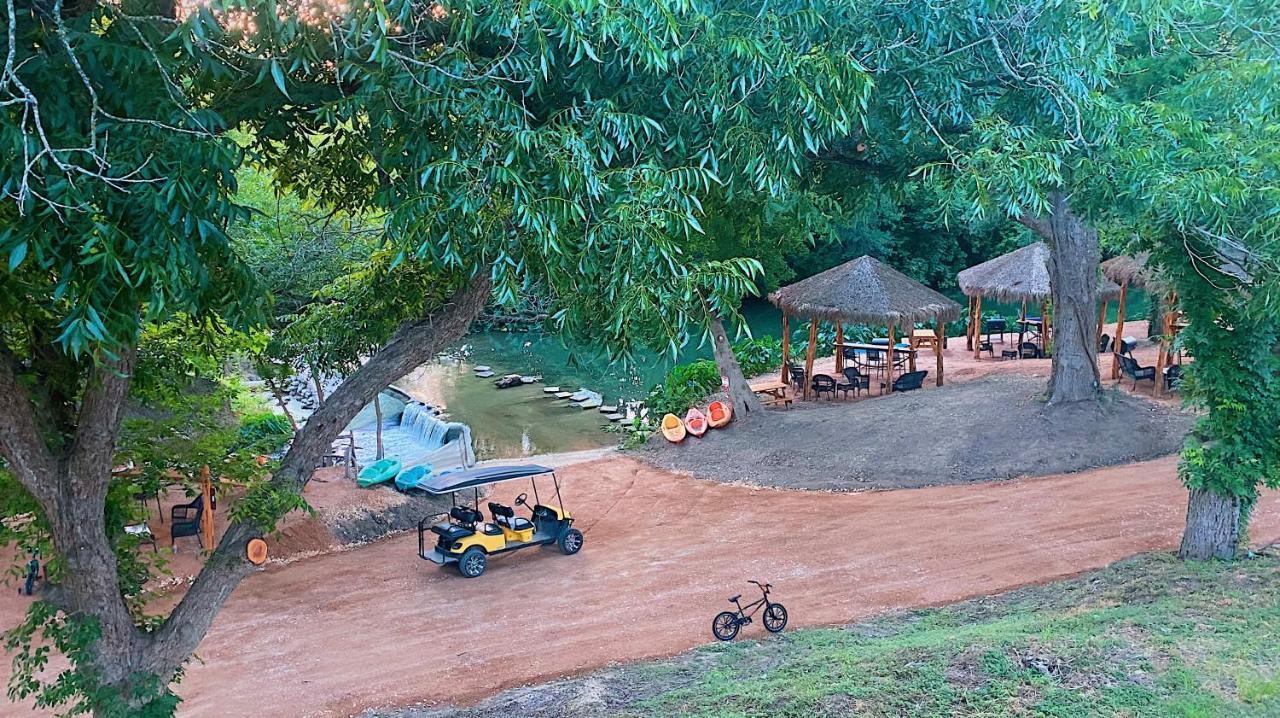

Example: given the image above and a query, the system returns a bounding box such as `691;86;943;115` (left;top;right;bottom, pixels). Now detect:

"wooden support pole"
1018;299;1028;348
1111;282;1128;380
966;296;976;351
935;321;945;386
835;324;844;372
972;296;984;359
885;323;896;394
780;312;790;384
1095;299;1108;350
200;465;214;551
1041;301;1050;356
803;319;818;400
1153;296;1174;398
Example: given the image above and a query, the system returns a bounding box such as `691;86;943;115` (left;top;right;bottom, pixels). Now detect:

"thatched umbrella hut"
1102;252;1180;394
769;256;962;397
957;242;1121;359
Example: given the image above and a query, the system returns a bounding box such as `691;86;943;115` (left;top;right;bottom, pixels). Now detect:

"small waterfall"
400;402;454;450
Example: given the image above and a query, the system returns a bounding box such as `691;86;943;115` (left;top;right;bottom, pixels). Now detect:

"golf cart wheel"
558;528;584;555
457;547;487;578
712;611;740;641
763;602;788;633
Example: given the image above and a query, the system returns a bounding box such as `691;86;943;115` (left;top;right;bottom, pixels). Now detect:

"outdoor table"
834;342;918;374
750;380;792;408
910;329;938;350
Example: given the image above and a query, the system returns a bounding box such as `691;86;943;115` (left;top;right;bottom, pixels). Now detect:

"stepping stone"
520;375;540;384
555;392;573;399
605;413;625;421
474;370;495;378
579;398;602;410
543;386;560;393
599;405;618;413
474;365;491;372
569;390;592;402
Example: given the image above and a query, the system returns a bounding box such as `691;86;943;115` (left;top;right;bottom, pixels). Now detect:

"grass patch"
403;553;1280;718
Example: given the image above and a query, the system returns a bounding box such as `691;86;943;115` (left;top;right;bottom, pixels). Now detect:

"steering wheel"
513;492;529;507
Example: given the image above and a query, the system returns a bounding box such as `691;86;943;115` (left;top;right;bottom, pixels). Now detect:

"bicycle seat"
728;594;741;603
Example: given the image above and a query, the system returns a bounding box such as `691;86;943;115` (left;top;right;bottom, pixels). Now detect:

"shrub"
731;336;783;377
234;412;294;455
643;359;721;418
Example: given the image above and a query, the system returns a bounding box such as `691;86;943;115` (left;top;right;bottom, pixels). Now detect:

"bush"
233;412;294;455
731;336;783;377
643;359;721;418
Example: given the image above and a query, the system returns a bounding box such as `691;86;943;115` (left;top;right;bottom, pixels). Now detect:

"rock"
543;386;561;393
520;375;540;384
475;370;495;378
494;375;523;389
474;365;491;372
579;398;602;410
555;392;573;399
599;405;618;413
605;413;626;422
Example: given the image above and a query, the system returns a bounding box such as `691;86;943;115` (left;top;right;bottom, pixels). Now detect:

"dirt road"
155;455;1280;717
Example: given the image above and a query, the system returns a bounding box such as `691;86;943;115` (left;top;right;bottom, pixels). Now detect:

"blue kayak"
357;458;402;488
395;464;433;492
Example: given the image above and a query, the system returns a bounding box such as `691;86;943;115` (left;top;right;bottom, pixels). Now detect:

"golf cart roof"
422;464;555;495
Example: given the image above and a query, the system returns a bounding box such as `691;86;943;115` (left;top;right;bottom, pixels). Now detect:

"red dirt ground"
20;454;1260;718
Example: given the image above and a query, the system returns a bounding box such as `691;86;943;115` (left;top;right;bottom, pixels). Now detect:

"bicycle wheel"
712;611;740;641
763;602;788;633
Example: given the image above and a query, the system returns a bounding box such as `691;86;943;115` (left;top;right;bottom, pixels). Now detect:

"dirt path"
150;455;1280;717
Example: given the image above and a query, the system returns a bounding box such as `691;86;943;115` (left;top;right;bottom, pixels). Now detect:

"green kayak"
357;458;402;488
394;464;432;492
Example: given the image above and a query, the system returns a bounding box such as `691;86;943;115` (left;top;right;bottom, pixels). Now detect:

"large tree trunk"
1178;487;1244;559
0;276;492;712
1021;191;1101;404
707;313;764;422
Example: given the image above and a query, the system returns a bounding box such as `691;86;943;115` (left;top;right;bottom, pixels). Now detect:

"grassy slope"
406;554;1280;718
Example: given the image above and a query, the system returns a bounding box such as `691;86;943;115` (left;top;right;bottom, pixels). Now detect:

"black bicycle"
712;580;787;641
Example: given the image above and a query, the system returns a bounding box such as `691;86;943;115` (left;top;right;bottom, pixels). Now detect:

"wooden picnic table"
749;380;793;409
909;329;938;350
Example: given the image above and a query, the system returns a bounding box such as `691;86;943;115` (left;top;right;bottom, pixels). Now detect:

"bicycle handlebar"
748;580;772;589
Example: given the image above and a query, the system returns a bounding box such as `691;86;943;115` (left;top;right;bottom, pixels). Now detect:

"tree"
827;1;1152;403
1088;4;1280;559
0;0;872;713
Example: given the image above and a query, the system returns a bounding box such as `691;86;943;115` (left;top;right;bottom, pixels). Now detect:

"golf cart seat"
431;523;475;542
488;502;533;531
450;506;483;527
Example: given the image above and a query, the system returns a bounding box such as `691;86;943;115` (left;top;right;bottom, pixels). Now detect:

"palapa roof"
1101;252;1169;292
768;255;962;326
957;242;1121;302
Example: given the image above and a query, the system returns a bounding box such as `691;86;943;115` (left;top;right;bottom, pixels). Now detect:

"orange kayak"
684;407;708;437
661;413;686;443
707;401;732;428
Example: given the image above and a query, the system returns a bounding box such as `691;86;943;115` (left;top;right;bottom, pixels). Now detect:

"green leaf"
8;242;28;271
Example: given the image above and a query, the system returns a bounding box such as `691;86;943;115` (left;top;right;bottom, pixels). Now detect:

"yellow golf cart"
416;464;583;577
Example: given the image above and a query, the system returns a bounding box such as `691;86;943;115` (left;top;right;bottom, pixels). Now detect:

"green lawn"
415;553;1280;718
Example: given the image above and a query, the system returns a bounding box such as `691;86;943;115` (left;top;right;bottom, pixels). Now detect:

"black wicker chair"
1098;333;1112;354
810;373;838;400
1019;341;1041;359
1164;364;1183;391
170;495;204;551
881;370;928;392
787;363;806;392
837;367;870;398
1118;354;1156;389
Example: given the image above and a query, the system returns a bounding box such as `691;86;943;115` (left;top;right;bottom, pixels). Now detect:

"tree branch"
0;344;57;506
146;274;492;675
